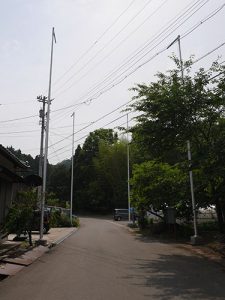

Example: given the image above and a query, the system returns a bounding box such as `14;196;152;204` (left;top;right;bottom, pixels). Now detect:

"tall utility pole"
167;35;184;81
40;27;56;240
37;95;47;207
167;35;199;244
127;114;131;222
187;141;198;240
70;112;75;226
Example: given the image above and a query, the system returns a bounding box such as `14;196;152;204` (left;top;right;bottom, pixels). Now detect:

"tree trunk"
215;199;225;234
28;231;33;246
210;181;225;234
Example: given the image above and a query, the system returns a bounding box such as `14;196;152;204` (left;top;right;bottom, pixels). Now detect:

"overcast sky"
0;0;224;164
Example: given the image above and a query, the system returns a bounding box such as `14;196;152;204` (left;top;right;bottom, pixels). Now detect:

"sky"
0;0;224;165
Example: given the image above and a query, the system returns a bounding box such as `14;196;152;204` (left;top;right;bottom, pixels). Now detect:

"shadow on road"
124;253;225;299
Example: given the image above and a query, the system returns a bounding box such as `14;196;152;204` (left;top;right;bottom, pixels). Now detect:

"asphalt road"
0;217;225;300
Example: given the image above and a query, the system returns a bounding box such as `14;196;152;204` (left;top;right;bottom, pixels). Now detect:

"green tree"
129;58;225;231
93;140;128;211
48;163;70;206
5;190;37;246
131;161;188;217
73;129;118;212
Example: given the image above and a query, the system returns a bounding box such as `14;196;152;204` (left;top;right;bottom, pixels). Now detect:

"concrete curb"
0;227;80;279
49;227;78;248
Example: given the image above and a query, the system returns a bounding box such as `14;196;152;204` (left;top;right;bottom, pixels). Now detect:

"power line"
51;102;84;113
53;0;169;99
48;99;134;149
52;0;209;110
189;41;225;66
49;0;209;126
49;117;134;163
0;135;38;138
49;46;225;157
48;113;129;159
0;114;38;123
53;0;206;96
52;0;136;87
182;3;225;39
90;0;211;89
49;137;61;162
1;1;220;128
75;1;222;107
0;129;40;134
209;71;225;81
51;122;93;129
0;100;35;105
53;0;154;95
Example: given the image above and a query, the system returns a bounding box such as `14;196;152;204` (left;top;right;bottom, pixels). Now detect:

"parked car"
114;209;128;221
114;208;137;221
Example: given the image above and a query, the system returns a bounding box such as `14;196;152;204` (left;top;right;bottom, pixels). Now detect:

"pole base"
190;235;203;245
35;239;47;246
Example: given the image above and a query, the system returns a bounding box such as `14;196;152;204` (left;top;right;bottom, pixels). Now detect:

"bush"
49;210;62;227
50;210;79;228
128;222;138;229
4;190;37;246
138;215;148;230
198;222;218;232
72;216;80;227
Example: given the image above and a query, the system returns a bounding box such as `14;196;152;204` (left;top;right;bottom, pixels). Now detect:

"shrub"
50;210;79;228
72;216;80;227
4;190;37;246
49;210;62;227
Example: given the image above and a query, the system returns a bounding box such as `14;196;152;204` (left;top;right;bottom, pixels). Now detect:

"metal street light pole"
40;27;56;240
167;35;184;82
70;112;75;226
187;140;198;238
167;35;199;243
177;35;184;84
127;114;131;222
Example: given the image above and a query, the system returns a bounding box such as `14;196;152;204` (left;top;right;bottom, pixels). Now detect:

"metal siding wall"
0;179;13;224
0;180;6;224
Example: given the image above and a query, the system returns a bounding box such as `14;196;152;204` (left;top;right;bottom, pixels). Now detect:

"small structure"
0;145;29;239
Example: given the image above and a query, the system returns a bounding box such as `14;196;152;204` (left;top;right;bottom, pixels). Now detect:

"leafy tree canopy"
129;57;225;230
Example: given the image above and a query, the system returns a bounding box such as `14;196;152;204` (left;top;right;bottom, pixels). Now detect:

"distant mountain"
57;159;71;170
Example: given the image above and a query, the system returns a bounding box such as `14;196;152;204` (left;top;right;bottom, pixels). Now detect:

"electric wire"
52;0;210;111
0;129;40;134
75;1;222;107
49;48;225;159
48;99;135;149
0;114;38;123
53;0;154;94
51;36;224;130
48;113;129;159
53;0;203;99
0;2;222;128
49;0;209;126
52;0;137;87
182;3;225;39
64;0;210;111
49;137;61;162
2;1;224;160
